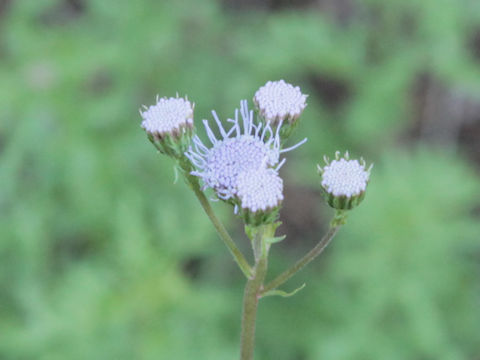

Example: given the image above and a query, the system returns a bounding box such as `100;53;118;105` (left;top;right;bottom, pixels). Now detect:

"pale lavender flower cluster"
140;80;372;221
186;100;306;214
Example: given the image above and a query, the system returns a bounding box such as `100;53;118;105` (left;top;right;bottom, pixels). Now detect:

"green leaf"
265;235;286;244
262;283;306;298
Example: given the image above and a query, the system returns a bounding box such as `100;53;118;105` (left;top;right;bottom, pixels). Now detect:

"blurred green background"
1;0;480;359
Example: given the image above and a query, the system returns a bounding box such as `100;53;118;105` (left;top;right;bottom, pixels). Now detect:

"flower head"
237;168;284;212
141;95;193;137
236;167;284;226
318;151;372;210
140;95;194;157
186;100;305;201
254;80;307;126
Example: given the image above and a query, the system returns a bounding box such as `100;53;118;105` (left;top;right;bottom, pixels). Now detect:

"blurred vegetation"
1;0;480;359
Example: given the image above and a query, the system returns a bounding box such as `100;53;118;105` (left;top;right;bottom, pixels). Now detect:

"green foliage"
1;0;479;359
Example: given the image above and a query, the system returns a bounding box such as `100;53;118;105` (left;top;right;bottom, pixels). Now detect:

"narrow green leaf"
262;283;306;298
265;235;286;244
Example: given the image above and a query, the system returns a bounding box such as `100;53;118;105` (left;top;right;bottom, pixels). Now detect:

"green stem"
240;227;269;360
185;173;253;279
153;150;252;277
261;225;340;294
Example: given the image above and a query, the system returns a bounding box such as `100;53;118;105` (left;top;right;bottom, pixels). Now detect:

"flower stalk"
240;224;272;360
181;163;253;279
261;223;341;295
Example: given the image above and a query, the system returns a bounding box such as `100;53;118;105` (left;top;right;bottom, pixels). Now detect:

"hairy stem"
240;228;269;360
261;225;340;294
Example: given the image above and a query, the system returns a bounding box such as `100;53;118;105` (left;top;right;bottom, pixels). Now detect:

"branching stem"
261;225;340;294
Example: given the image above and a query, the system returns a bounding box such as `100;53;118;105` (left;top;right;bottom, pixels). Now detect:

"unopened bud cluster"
318;151;372;210
254;80;307;125
254;80;308;140
140;95;194;158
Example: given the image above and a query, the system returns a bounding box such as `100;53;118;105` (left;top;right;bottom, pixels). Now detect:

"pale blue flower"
186;100;306;200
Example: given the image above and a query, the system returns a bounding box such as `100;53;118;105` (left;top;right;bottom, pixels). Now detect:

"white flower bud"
318;151;372;210
236;167;284;225
140;95;194;158
253;80;307;126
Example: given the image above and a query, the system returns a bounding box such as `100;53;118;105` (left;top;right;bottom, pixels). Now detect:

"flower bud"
235;167;284;226
318;151;372;210
140;95;194;158
253;80;307;140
